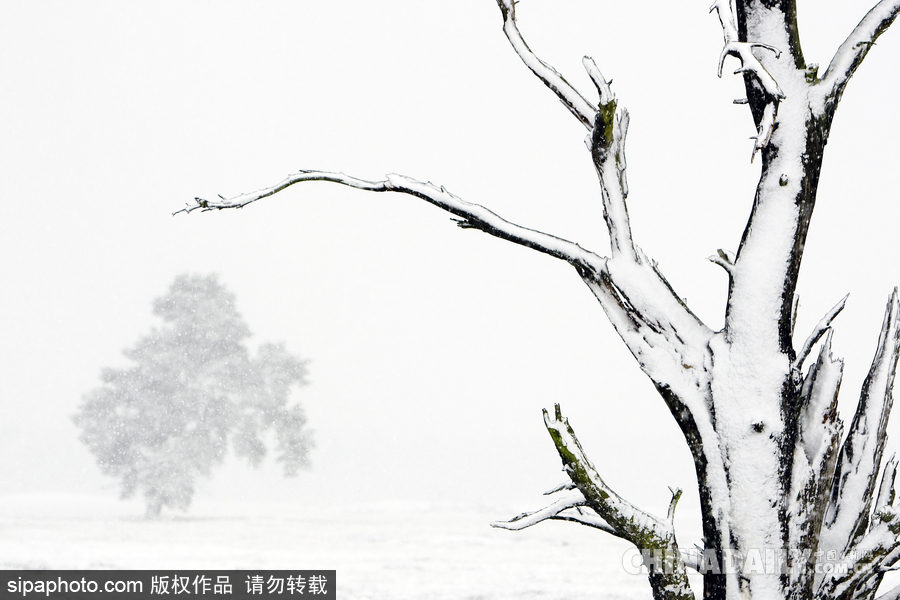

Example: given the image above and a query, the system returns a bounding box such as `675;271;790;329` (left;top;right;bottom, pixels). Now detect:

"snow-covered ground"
0;492;654;600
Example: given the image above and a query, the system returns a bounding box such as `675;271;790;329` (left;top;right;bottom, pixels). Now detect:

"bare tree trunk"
178;1;900;599
144;497;162;520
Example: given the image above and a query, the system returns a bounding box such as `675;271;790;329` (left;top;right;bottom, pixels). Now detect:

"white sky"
1;0;898;548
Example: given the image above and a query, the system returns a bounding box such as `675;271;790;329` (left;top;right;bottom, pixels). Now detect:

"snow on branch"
542;404;695;600
818;502;900;599
543;404;673;544
878;456;898;510
710;0;785;159
793;294;850;373
585;76;634;258
798;330;844;468
495;0;596;130
175;170;607;276
821;289;900;562
818;0;900;105
490;490;620;536
177;165;713;432
876;584;900;600
491;0;709;362
708;248;736;274
494;2;634;260
787;330;844;572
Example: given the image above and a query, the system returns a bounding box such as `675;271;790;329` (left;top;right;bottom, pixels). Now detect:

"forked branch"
710;0;785;158
495;0;636;260
542;404;671;545
495;0;596;129
541;404;694;600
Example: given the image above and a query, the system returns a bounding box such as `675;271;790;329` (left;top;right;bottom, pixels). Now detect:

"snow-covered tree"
74;274;312;518
177;2;900;599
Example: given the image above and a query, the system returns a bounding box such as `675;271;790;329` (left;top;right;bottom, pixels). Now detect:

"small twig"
544;481;576;495
707;248;735;274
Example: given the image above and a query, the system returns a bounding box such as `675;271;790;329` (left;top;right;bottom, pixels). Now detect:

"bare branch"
490;491;621;536
495;0;596;130
789;333;844;589
493;491;591;528
819;505;900;599
716;41;784;99
710;0;785;159
495;2;637;260
179;166;715;446
590;101;635;260
818;0;900;106
709;0;784;98
875;584;900;600
544;404;669;542
708;248;735;274
822;289;900;560
544;404;694;599
177;170;607;276
878;456;898;510
793;294;850;372
173;171;382;215
667;487;683;526
582;56;613;106
549;508;620;533
543;480;576;495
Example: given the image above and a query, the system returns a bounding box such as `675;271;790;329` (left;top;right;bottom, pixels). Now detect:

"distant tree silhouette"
74;274;312;518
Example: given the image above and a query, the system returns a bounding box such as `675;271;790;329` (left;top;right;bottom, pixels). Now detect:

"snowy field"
0;493;658;600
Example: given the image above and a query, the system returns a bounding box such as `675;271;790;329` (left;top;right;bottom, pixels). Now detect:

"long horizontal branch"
178;168;715;395
176;170;607;275
818;0;900;105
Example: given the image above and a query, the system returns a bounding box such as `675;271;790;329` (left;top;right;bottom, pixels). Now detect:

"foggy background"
1;0;898;585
